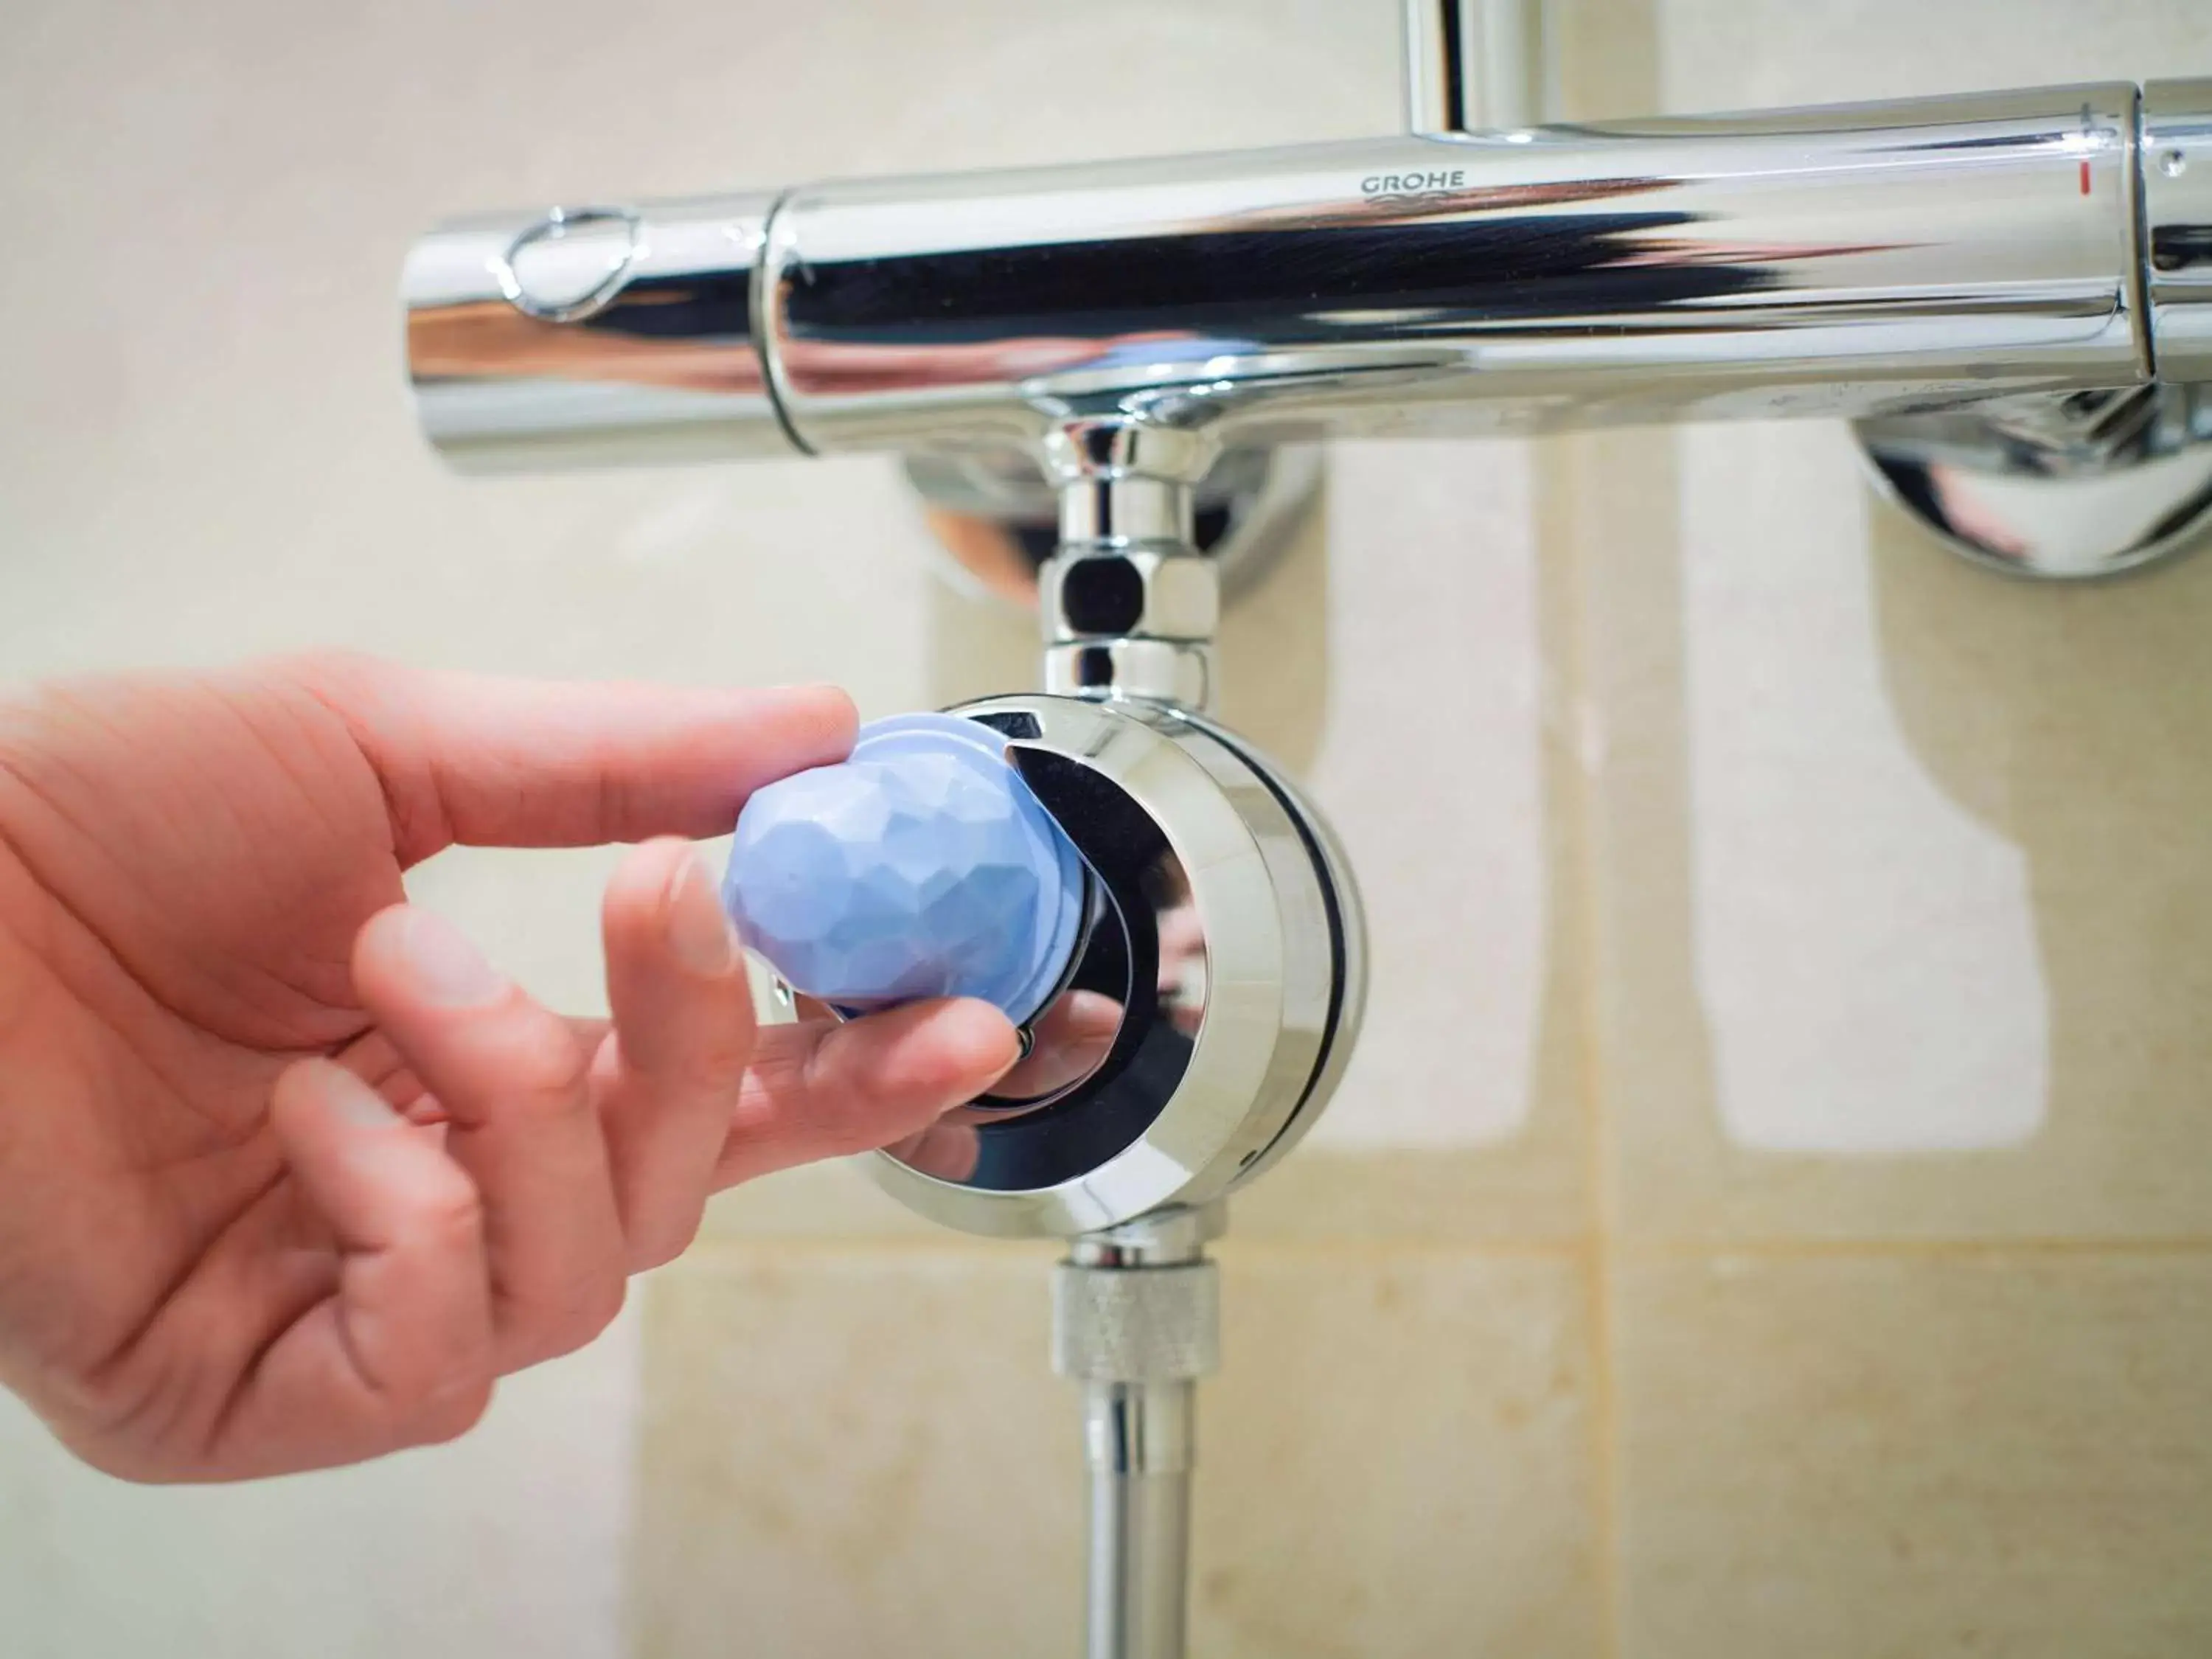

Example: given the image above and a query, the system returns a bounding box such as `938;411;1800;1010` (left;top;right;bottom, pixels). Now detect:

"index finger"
291;655;856;861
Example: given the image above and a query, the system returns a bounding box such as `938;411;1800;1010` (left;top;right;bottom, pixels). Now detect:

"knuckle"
275;647;382;697
621;1013;753;1093
739;1042;905;1164
53;1425;171;1484
631;1208;705;1273
650;1055;751;1119
411;1172;486;1256
795;1033;931;1156
809;1087;902;1158
695;1021;762;1080
497;1033;596;1116
574;1273;629;1346
408;1373;495;1446
517;1271;629;1364
605;836;686;918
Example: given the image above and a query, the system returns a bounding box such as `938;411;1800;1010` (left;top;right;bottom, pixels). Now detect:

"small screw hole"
2160;148;2189;180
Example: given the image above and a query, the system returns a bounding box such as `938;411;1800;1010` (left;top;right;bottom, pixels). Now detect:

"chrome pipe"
405;82;2212;476
1082;1385;1196;1659
1403;0;1551;136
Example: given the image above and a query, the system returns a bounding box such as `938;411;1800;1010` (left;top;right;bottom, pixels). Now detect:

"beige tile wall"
1613;1251;2212;1659
1575;4;2212;1656
4;0;2211;1655
639;1242;1604;1659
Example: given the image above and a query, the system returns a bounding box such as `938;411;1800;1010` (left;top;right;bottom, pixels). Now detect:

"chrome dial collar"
869;694;1365;1239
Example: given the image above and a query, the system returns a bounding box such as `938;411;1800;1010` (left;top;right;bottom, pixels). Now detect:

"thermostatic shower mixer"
399;4;2212;1651
717;705;1360;1238
708;698;1361;1659
406;82;2212;584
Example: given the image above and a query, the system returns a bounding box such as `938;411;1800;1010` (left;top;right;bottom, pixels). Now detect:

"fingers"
714;1001;1020;1189
291;654;857;863
213;1060;496;1475
596;840;757;1268
351;905;626;1370
990;989;1123;1100
329;1028;443;1124
885;1121;983;1183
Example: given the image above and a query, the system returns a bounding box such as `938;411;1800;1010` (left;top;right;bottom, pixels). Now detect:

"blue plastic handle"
721;713;1088;1026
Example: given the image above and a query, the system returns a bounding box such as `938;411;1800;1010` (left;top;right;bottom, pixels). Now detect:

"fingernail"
316;1064;400;1130
394;909;506;1008
666;853;740;976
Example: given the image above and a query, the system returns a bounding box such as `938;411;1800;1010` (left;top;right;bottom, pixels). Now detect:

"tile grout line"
1551;9;1681;1647
677;1234;1601;1265
678;1231;2212;1266
1546;429;1627;1659
1613;1234;2212;1262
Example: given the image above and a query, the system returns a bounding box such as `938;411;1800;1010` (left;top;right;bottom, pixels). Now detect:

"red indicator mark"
2081;159;2093;196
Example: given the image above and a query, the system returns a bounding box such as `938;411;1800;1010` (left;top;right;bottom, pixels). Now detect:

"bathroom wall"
1;1;2208;1655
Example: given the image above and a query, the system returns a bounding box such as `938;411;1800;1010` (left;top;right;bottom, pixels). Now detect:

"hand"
0;655;1019;1481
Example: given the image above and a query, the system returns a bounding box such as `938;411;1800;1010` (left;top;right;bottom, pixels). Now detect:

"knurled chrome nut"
1051;1261;1221;1384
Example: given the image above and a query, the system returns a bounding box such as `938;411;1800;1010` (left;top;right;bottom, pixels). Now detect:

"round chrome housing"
869;693;1365;1239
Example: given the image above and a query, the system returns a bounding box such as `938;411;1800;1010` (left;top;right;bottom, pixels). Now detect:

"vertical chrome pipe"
1055;1210;1223;1659
1082;1382;1197;1659
1404;0;1550;135
1402;0;1467;136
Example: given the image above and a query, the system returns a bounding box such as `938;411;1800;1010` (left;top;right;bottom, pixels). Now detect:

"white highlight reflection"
1684;424;2048;1153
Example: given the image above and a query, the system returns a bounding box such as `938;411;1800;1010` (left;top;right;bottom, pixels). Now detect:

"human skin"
0;655;1018;1482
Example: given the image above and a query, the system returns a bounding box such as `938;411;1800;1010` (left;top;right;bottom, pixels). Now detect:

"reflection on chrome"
1859;382;2212;576
1152;886;1206;1041
955;862;1208;1118
990;990;1126;1106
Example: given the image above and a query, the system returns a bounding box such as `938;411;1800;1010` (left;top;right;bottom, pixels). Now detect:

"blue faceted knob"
721;713;1089;1026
